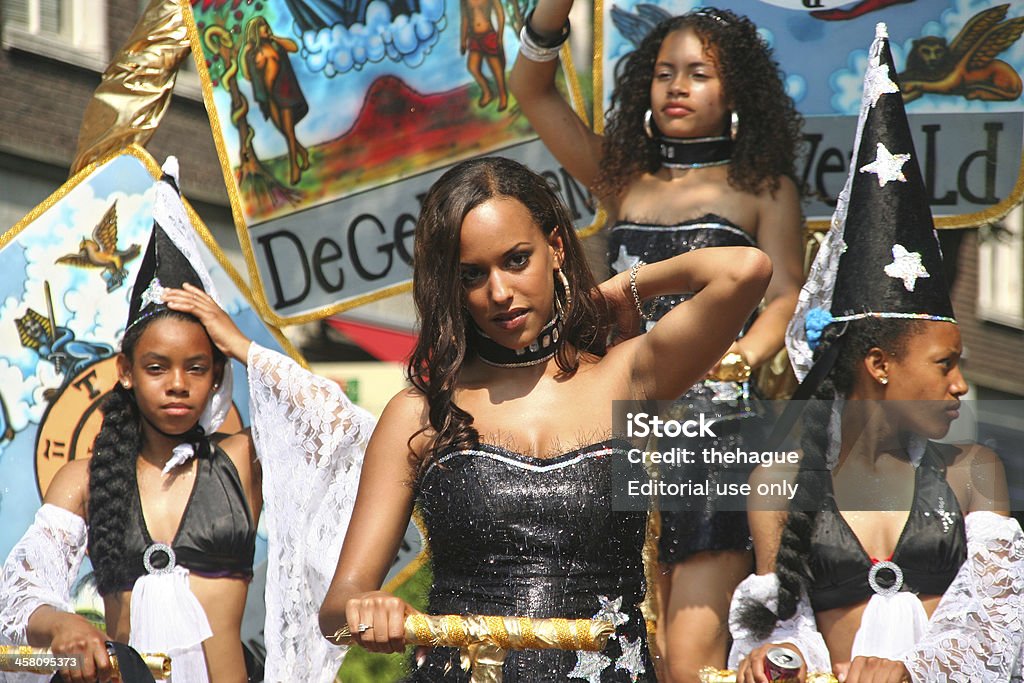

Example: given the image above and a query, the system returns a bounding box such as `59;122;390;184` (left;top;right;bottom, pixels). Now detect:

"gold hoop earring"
555;268;572;314
643;109;654;139
730;111;739;141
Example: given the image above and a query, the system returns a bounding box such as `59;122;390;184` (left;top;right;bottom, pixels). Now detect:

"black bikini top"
112;442;256;594
807;446;967;613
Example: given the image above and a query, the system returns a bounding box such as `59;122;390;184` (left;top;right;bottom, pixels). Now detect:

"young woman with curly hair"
510;5;805;680
318;156;773;681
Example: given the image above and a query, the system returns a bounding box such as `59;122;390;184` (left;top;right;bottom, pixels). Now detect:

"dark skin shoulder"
937;441;1010;515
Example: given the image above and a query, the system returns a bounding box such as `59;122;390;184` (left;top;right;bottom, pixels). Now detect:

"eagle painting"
56;201;142;292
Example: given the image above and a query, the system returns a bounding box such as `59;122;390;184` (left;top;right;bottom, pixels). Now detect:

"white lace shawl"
0;504;86;683
902;511;1024;681
728;512;1024;680
727;572;832;674
247;342;376;683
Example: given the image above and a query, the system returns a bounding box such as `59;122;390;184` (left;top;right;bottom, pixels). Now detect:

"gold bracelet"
708;350;751;383
629;261;652;321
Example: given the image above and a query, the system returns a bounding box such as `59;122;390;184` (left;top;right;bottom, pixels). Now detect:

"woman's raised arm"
610;245;772;401
728;176;804;369
508;0;605;192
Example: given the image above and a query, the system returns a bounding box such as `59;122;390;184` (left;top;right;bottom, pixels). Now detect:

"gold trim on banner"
561;44;589;131
381;529;428;594
2;144;300;362
178;0;604;324
177;0;293;327
593;0;606;136
588;0;610;242
70;0;191;176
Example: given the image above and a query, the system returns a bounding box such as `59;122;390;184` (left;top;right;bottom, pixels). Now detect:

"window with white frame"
978;203;1024;329
5;0;67;37
2;0;107;70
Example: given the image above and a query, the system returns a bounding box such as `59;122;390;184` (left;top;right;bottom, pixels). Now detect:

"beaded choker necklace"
472;316;562;368
656;135;732;170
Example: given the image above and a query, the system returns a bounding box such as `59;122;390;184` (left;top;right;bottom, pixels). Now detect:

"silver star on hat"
860;142;911;187
884;244;930;292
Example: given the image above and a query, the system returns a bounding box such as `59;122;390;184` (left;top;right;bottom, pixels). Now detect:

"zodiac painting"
898;4;1024;103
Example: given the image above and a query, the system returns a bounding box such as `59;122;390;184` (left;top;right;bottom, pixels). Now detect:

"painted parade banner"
598;0;1024;228
182;0;594;322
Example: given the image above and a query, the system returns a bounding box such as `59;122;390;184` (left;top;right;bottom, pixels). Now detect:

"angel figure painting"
898;4;1024;103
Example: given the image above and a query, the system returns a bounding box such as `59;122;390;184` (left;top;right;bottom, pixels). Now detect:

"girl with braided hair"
732;318;1011;682
14;305;254;683
510;5;804;680
729;25;1023;683
0;161;373;683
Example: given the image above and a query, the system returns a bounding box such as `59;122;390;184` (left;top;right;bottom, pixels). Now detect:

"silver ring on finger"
357;623;373;633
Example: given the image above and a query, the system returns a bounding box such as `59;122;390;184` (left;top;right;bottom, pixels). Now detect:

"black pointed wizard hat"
122;157;234;441
786;22;956;389
125;162;206;332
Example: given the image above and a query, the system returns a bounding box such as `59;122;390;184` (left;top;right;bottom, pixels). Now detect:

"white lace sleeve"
902;511;1024;682
727;572;833;674
0;504;86;646
246;342;376;683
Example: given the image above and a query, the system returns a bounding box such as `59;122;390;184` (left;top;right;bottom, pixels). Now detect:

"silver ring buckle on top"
143;542;177;575
867;559;904;596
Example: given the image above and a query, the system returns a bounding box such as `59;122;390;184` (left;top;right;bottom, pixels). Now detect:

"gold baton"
698;667;839;683
0;646;171;680
333;614;616;683
332;613;614;651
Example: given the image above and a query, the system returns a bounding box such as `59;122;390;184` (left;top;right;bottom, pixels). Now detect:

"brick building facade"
0;0;237;256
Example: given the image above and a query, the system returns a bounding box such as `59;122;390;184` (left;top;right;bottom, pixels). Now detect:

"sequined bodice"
609;213;756;253
608;213;757;323
413;440;652;681
610;213;761;412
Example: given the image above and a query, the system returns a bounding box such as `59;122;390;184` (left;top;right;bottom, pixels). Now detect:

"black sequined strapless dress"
411;440;654;682
609;214;764;564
